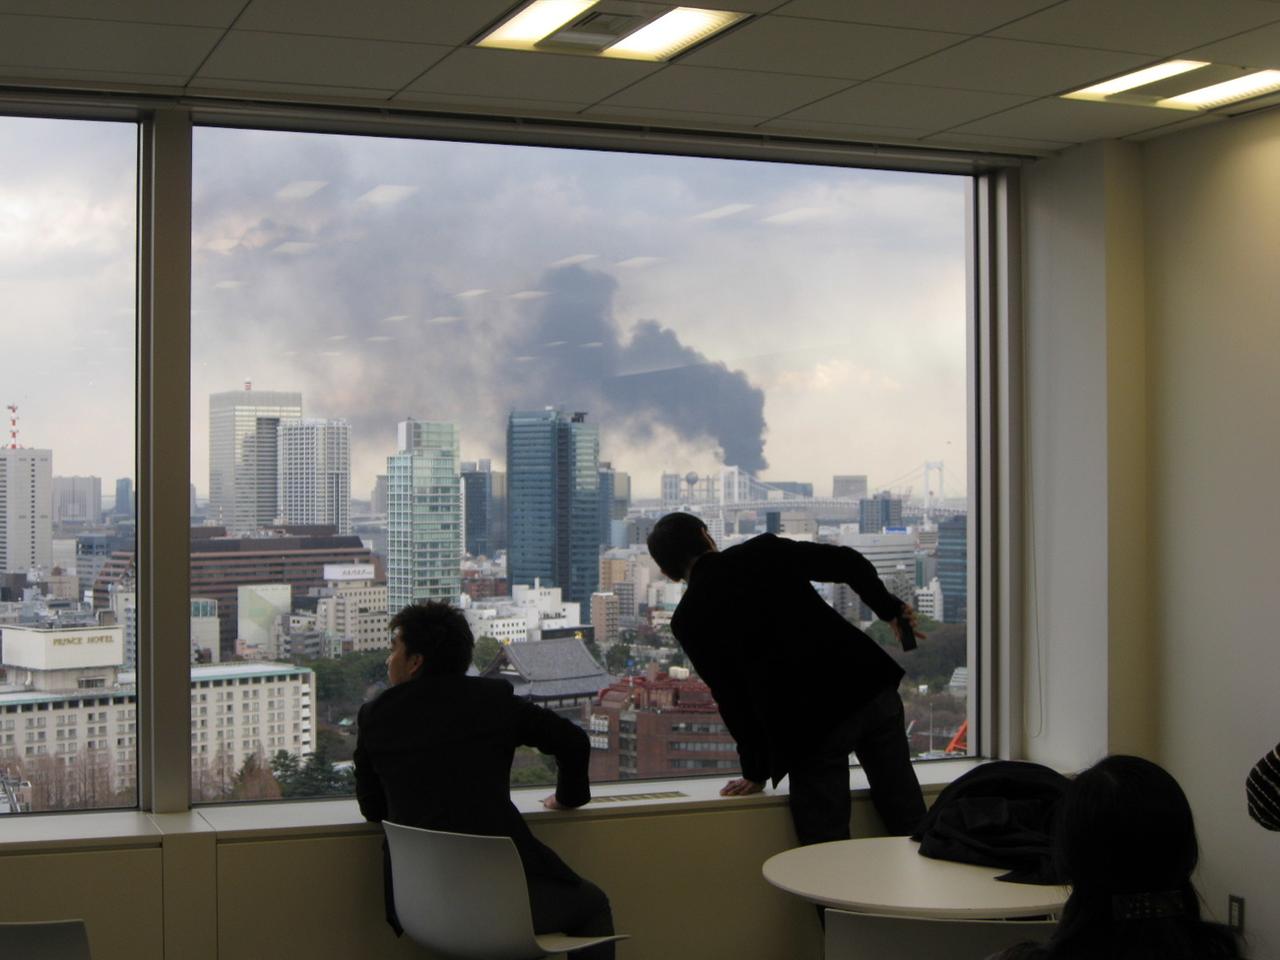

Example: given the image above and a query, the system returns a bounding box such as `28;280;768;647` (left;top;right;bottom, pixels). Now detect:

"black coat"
354;674;591;931
670;533;906;786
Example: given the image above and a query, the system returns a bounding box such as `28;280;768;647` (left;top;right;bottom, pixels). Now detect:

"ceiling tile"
406;48;660;104
774;0;1061;35
949;97;1188;141
1184;20;1280;68
185;78;400;102
991;0;1280;56
596;65;852;118
235;0;515;46
781;81;1034;130
392;89;592;116
921;131;1070;154
877;36;1151;96
197;30;450;91
758;115;930;141
0;15;221;76
681;16;962;80
582;103;768;130
0;0;244;27
711;0;794;11
0;64;190;90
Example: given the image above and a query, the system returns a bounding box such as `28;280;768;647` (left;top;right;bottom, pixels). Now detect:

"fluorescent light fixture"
603;7;746;61
477;0;597;51
1156;69;1280;110
1063;60;1209;100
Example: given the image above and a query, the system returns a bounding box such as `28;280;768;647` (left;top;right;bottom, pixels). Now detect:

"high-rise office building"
277;418;351;535
113;477;134;518
371;474;388;515
833;475;869;500
858;491;903;533
52;476;101;526
386;420;463;613
507;410;600;604
0;448;52;574
937;515;968;624
461;459;496;558
597;463;630;547
209;385;302;535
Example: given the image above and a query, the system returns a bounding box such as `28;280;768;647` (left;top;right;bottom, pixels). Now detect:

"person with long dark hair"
995;755;1242;960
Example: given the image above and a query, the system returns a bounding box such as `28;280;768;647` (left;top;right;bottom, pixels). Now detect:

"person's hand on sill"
720;778;765;797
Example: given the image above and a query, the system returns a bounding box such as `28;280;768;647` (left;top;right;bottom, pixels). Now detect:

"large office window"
187;125;973;800
0;116;138;813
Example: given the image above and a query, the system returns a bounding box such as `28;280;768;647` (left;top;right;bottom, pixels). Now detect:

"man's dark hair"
388;601;474;677
647;512;711;580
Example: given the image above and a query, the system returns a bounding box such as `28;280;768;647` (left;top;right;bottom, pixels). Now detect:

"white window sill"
0;757;985;850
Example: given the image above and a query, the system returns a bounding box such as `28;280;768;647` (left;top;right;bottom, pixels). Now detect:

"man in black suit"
648;512;927;845
354;602;615;958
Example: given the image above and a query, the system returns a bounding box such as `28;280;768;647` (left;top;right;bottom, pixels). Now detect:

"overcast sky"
3;116;969;503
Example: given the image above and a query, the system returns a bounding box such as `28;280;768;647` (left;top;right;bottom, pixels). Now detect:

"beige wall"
1021;105;1280;955
0;846;164;960
1143;106;1280;957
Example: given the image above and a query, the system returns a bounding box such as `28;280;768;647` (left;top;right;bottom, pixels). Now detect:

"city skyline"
0;117;969;501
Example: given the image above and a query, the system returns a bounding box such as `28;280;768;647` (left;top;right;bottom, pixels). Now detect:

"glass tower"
937;514;968;624
386;420;462;613
506;409;600;604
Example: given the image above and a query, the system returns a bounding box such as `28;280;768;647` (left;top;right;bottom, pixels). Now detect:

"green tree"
473;635;502;672
270;750;301;792
605;642;633;675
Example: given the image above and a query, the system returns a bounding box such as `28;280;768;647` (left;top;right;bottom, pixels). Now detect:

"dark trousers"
528;873;616;960
788;687;927;846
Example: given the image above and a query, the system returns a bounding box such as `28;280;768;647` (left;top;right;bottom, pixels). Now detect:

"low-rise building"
587;669;737;781
0;623;314;812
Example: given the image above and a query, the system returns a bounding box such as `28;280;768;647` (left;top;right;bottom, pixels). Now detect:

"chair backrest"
825;910;1057;960
383;821;545;960
0;919;91;960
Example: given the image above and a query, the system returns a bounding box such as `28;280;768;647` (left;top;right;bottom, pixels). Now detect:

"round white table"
762;836;1069;919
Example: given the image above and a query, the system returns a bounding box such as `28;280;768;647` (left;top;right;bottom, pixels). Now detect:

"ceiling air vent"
543;10;650;51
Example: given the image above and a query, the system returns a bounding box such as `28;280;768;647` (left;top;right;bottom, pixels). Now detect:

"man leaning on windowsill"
353;601;616;959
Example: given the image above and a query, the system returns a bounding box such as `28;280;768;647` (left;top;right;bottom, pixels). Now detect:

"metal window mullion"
138;107;192;813
972;170;1024;760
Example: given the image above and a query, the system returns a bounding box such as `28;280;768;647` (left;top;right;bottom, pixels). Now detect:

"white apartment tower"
51;476;102;525
209;385;302;535
386;420;462;613
0;448;53;575
277;418;351;535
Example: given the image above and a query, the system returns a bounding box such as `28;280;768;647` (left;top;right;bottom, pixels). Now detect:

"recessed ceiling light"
476;2;745;61
477;0;598;52
601;7;747;61
1156;69;1280;110
1063;60;1209;101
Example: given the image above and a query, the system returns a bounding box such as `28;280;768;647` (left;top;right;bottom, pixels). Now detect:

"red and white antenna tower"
5;404;19;449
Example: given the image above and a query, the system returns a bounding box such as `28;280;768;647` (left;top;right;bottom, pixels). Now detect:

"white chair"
825;909;1057;960
382;821;628;960
0;919;91;960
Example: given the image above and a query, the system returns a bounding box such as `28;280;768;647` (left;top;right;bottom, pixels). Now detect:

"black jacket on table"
670;533;906;787
354;674;591;932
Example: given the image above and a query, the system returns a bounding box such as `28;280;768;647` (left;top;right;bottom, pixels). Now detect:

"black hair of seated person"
388;601;475;677
1007;755;1241;960
647;511;711;580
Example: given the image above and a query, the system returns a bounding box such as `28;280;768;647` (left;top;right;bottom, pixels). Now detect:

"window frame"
0;93;1022;815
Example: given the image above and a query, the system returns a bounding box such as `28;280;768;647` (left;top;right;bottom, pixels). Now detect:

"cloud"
691;203;752;221
760;206;832;225
273;241;317;255
615;256;663;269
275;180;328;200
358;185;419;206
550;253;597;267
